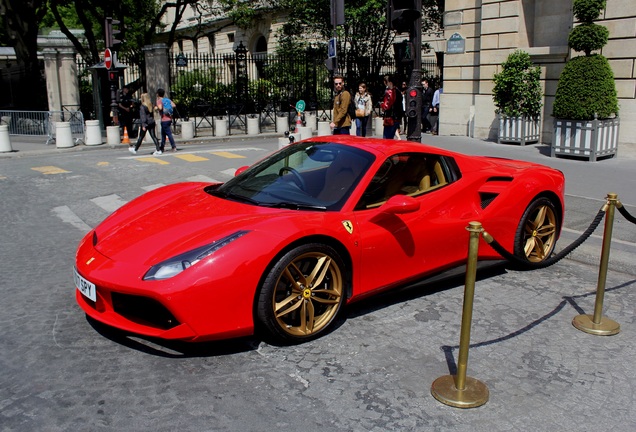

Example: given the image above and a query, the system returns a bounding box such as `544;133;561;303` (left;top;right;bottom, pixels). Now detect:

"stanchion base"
572;314;620;336
431;375;489;408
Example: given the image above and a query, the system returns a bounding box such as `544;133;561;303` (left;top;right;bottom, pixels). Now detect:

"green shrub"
553;55;618;119
492;50;542;118
568;23;609;55
552;0;618;119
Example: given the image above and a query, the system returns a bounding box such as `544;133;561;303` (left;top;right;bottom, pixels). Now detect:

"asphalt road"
1;135;635;431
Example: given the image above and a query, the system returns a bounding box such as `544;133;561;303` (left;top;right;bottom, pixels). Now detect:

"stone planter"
552;117;620;161
85;120;102;146
215;117;228;137
276;115;288;134
498;115;540;146
317;121;331;136
247;116;260;135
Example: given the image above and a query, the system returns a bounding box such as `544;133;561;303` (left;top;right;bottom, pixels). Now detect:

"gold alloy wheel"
522;203;557;262
272;252;343;337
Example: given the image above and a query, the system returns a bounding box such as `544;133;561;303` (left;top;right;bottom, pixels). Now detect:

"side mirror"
381;195;420;214
235;166;249;176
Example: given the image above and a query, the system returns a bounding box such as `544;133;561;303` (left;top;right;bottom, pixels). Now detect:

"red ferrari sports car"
74;135;565;343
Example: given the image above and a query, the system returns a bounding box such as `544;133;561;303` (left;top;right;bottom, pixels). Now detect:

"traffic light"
104;17;124;51
393;41;415;64
108;70;117;82
387;0;421;33
406;87;421;119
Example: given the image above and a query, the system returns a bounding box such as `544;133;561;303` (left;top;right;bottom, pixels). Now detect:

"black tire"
257;243;345;343
514;197;559;263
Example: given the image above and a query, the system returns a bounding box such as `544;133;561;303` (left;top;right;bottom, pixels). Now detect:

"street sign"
104;48;113;70
328;38;337;59
295;100;306;113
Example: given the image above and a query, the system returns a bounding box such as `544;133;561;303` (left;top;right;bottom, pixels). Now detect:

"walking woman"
354;83;373;137
131;93;162;155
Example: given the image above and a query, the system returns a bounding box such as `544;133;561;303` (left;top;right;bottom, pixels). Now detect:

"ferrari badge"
342;220;353;234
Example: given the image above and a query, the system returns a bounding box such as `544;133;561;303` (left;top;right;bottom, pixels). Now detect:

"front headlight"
143;230;249;281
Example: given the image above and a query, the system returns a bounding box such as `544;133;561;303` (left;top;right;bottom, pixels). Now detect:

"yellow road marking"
174;154;209;162
97;161;109;166
31;166;71;175
210;151;246;159
137;157;170;165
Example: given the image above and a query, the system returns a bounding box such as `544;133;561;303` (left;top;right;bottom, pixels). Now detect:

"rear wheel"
514;197;559;263
257;243;345;343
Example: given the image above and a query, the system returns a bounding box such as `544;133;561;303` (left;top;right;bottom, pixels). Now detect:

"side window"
355;153;449;210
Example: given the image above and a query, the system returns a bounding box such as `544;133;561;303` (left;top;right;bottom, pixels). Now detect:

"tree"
0;0;49;107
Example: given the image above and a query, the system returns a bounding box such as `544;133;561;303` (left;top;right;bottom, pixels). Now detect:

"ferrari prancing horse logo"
342;220;353;234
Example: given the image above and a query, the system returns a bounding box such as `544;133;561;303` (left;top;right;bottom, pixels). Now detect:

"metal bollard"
431;221;489;408
572;193;621;336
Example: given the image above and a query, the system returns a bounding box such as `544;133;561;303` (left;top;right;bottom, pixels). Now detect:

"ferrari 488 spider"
74;135;565;343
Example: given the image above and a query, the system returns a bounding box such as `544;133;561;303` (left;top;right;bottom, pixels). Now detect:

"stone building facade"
432;0;635;146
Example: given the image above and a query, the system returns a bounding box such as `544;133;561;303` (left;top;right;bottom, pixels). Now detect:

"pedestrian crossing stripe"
32;166;71;175
174;154;209;162
210;151;246;159
136;157;170;165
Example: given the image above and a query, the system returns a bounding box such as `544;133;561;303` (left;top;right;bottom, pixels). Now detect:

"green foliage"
573;0;606;22
552;55;618;119
171;68;221;106
569;23;609;55
492;50;543;118
553;0;617;119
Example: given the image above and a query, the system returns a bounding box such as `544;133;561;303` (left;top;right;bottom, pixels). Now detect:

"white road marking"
90;194;128;213
51;206;92;234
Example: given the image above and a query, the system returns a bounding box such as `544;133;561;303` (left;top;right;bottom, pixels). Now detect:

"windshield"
212;141;375;211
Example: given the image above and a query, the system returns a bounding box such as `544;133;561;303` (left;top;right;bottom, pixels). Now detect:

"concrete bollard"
317;121;331;137
374;117;384;138
0;124;13;152
85;120;102;146
298;126;313;140
276;115;289;134
305;113;317;132
247;116;260;135
215;118;228;137
106;125;120;147
278;137;290;149
181;120;195;140
56;122;75;148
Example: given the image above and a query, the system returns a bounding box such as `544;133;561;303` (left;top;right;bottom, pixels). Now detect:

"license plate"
74;267;96;302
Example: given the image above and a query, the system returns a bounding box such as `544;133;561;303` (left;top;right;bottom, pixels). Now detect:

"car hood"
92;182;294;264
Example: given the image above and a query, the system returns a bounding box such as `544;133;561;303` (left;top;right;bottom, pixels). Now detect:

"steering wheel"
279;166;306;191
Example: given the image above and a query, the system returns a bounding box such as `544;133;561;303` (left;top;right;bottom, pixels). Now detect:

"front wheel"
514;197;559;263
257;243;346;343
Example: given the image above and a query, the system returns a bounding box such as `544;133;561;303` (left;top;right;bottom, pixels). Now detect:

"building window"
228;33;235;43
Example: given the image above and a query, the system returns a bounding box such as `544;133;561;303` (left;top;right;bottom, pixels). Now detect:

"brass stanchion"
431;221;489;408
572;193;621;336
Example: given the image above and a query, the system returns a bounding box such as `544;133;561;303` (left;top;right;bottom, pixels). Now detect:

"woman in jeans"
354;83;373;137
130;93;161;155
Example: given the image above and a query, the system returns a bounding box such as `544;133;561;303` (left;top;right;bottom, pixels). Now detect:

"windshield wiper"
210;189;259;205
265;202;327;211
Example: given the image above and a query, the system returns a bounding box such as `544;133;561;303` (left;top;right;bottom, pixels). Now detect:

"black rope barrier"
617;202;636;224
483;207;607;270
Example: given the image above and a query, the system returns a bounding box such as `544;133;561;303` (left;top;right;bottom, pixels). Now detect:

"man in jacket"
330;75;352;134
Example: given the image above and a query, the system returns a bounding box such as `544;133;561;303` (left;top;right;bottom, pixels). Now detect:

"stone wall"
437;0;635;146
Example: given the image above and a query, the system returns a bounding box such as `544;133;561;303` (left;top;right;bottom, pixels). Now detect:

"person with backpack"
380;74;403;139
329;75;352;135
156;88;178;152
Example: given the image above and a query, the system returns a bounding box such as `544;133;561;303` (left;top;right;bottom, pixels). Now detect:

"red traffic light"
409;89;418;97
